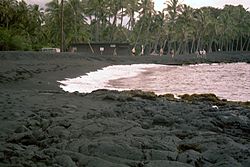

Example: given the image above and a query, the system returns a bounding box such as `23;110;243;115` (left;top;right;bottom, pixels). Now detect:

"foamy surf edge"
58;64;166;94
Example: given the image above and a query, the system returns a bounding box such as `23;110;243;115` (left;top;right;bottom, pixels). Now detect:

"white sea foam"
58;64;165;93
58;63;250;102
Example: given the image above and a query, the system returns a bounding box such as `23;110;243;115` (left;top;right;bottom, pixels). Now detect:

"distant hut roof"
70;43;131;56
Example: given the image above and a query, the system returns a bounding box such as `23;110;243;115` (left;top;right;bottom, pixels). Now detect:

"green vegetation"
180;93;221;103
1;0;250;53
125;90;157;100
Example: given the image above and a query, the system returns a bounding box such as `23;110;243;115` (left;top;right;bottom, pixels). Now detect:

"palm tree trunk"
214;44;218;52
162;39;167;50
167;42;171;54
112;13;117;26
153;38;159;52
131;11;135;30
60;0;64;52
208;38;213;53
220;39;223;51
226;40;229;51
120;7;124;26
233;39;236;51
236;38;239;51
230;40;233;51
191;37;195;53
196;37;201;51
242;37;248;51
184;40;188;54
240;36;243;51
177;41;183;55
110;11;118;42
246;38;250;51
94;12;100;42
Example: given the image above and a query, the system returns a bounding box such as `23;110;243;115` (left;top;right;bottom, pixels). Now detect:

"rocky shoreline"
0;51;250;167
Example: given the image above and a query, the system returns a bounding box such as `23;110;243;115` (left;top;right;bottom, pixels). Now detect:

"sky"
25;0;250;11
154;0;250;11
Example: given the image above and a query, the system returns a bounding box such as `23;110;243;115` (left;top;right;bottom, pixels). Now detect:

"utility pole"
60;0;64;52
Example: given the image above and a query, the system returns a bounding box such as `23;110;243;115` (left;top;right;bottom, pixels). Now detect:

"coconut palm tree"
217;5;238;51
134;0;155;46
44;0;61;47
232;5;249;51
65;0;89;43
163;0;183;54
124;0;139;30
85;0;112;42
0;0;45;50
175;4;195;54
0;0;18;29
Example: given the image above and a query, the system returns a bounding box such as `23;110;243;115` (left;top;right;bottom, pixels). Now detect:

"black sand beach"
0;51;250;167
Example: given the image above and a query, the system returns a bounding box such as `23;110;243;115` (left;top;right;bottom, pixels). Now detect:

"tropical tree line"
1;0;250;54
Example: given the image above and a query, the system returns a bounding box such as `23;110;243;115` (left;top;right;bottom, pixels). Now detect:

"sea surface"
59;63;250;102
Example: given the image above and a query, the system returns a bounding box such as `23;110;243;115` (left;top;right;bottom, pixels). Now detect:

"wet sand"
0;51;250;167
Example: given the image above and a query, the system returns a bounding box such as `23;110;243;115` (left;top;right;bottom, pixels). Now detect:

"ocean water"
58;63;250;102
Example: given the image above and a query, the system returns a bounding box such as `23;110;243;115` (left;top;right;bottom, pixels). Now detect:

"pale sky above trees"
154;0;250;11
24;0;250;11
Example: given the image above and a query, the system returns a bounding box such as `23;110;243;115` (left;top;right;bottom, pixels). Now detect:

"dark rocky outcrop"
0;52;250;166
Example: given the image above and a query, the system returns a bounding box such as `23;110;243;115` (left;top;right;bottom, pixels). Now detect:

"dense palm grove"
1;0;250;54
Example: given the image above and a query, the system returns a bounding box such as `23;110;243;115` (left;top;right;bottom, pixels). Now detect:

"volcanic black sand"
0;51;250;167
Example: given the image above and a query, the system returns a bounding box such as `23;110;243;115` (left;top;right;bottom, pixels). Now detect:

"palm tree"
85;0;112;42
44;0;61;47
133;0;155;47
1;0;250;52
164;0;182;22
60;0;64;51
163;0;183;54
124;0;139;30
150;11;165;52
0;0;43;50
175;4;194;54
65;0;89;43
26;4;45;50
232;5;249;51
201;7;221;52
0;0;18;29
217;5;238;51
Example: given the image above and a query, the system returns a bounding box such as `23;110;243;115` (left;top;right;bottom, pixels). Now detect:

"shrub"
0;28;32;51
